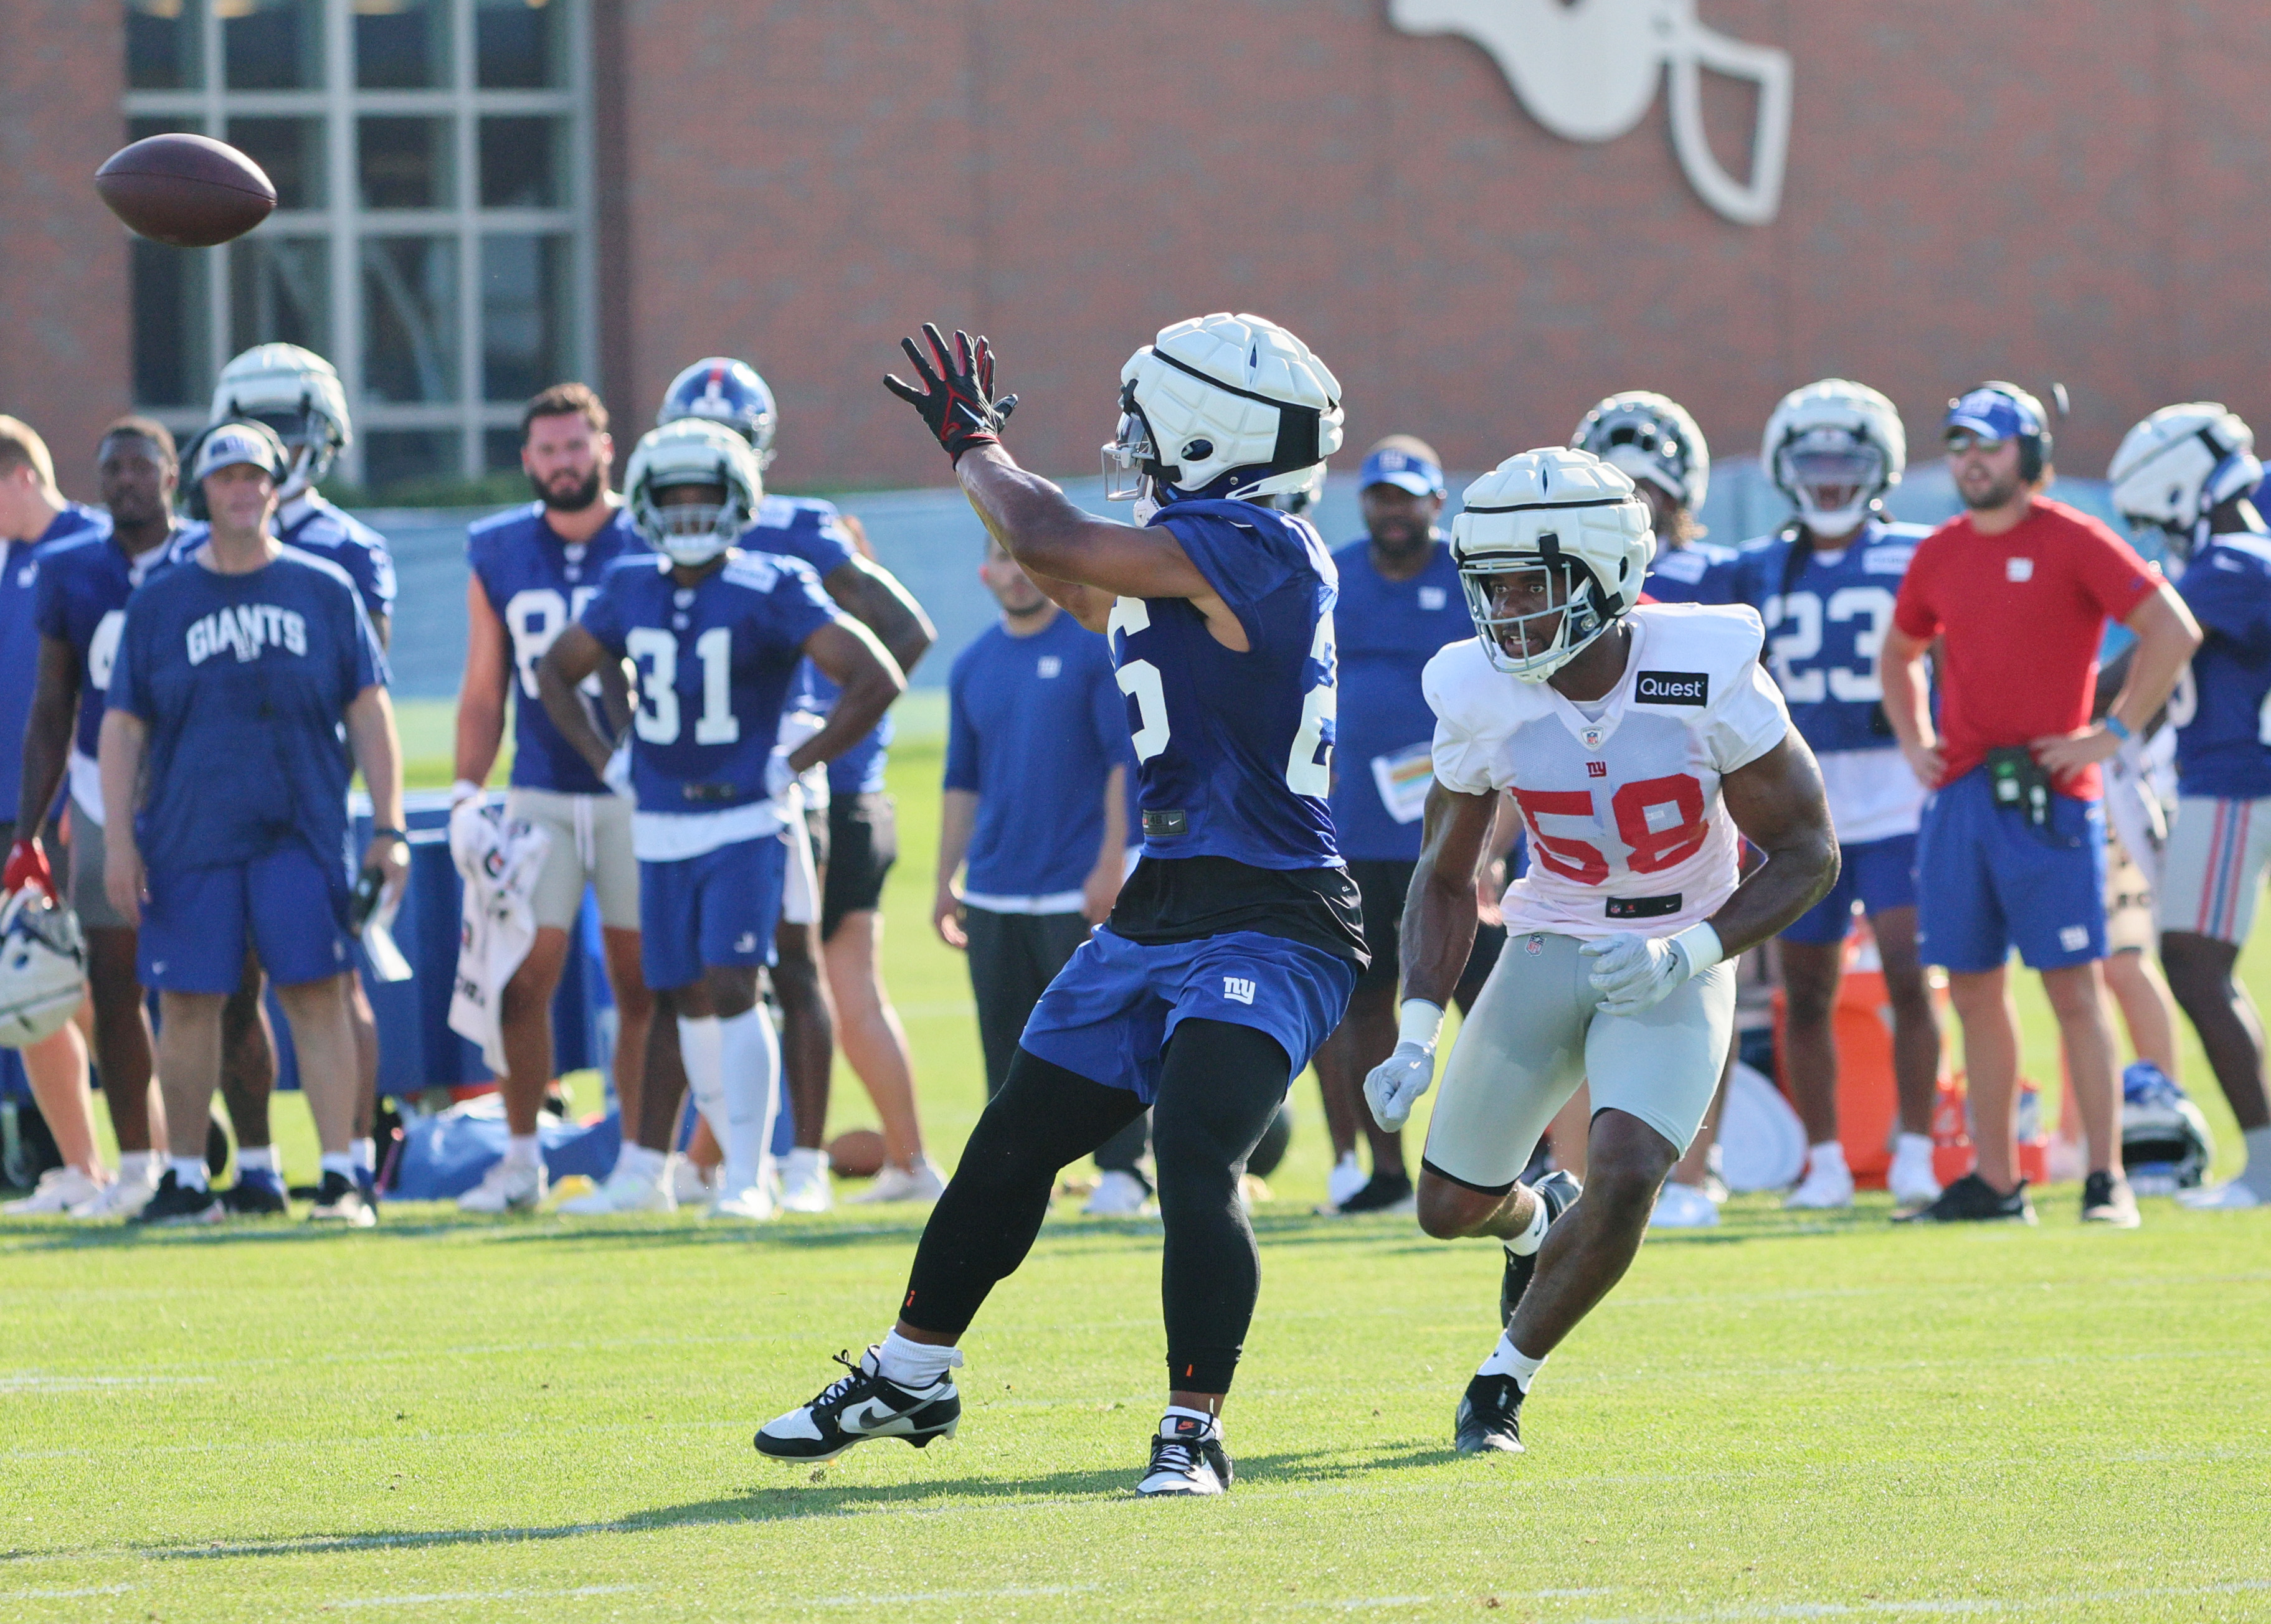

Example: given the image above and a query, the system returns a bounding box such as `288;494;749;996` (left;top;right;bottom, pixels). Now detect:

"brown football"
95;133;276;248
827;1128;887;1181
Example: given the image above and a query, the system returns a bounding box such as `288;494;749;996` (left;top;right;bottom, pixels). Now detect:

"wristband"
371;826;409;844
1398;998;1445;1050
1669;921;1725;978
448;778;482;806
2103;714;2133;744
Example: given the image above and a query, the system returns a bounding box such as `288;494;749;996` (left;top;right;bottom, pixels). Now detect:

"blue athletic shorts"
139;844;352;993
1915;766;2107;974
1781;831;1920;946
638;833;786;991
1018;927;1357;1103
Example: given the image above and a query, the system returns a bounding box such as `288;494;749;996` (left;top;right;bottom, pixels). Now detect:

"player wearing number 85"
1364;446;1837;1457
756;316;1363;1497
537;420;903;1222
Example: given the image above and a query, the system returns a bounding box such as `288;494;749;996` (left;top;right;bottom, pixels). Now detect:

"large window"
124;0;591;494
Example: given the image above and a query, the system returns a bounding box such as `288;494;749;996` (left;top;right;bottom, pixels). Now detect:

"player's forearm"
2110;588;2203;735
936;789;977;894
1098;766;1129;870
1400;860;1481;1008
452;686;506;786
535;651;615;778
346;688;404;833
15;694;74;835
840;560;936;677
957;450;1104;585
1709;829;1839;958
796;661;903;772
1879;644;1934;750
95;712;145;847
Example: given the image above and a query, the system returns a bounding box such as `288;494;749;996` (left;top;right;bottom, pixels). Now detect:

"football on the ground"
95;133;276;248
827;1128;887;1180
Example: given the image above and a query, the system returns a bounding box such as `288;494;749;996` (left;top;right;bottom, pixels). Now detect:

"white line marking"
0;1374;214;1394
1573;1576;2271;1623
802;1586;1093;1607
2;1585;136;1600
330;1585;640;1609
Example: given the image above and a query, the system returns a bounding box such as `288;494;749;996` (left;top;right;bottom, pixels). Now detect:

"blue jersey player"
658;357;939;1213
1741;379;1943;1211
1573;391;1739;605
538;419;901;1222
758;315;1364;1498
2110;402;2271;1209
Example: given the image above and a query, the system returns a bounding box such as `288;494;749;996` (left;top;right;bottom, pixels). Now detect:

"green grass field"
6;706;2270;1621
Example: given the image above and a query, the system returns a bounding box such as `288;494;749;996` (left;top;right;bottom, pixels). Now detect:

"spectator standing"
934;534;1139;1210
1884;384;2200;1227
1311;438;1503;1214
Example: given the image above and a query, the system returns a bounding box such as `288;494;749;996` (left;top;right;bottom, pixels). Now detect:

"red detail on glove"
4;838;53;899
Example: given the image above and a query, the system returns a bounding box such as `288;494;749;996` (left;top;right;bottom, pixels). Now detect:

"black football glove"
884;323;1019;465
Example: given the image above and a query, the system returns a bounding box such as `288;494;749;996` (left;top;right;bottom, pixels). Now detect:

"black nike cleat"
1334;1170;1415;1214
755;1348;961;1463
1134;1412;1234;1496
1501;1169;1582;1329
221;1170;289;1216
1894;1171;2035;1225
130;1171;225;1228
1454;1372;1526;1456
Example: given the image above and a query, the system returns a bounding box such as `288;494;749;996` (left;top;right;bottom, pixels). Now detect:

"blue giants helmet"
659;357;780;468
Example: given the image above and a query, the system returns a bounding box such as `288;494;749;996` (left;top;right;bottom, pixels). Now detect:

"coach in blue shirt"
935;535;1142;1205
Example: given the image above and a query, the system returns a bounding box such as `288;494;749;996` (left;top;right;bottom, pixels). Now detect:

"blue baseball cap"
1360;445;1445;496
192;420;287;483
1944;385;2044;444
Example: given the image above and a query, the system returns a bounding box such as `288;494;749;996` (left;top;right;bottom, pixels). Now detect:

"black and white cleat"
754;1348;961;1463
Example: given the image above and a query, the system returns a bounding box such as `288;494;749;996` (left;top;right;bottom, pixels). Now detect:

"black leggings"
899;1020;1291;1394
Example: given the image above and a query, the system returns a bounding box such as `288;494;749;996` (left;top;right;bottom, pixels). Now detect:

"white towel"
446;800;552;1074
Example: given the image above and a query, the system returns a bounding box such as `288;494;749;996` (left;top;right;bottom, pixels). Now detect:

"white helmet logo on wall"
1388;0;1793;225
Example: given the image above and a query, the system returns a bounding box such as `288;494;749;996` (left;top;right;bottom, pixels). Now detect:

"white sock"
120;1150;159;1184
351;1137;376;1175
235;1145;277;1175
169;1155;209;1192
615;1142;666;1183
1160;1403;1221;1439
320;1151;354;1181
1505;1191;1550;1258
716;1004;782;1196
1477;1332;1547;1391
2240;1125;2271;1197
1894;1131;1933;1159
505;1133;541;1169
1809;1140;1849;1173
875;1329;964;1389
677;1014;728;1163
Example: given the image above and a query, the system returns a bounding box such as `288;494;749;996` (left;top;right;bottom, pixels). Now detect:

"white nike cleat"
1650;1180;1720;1229
70;1161;159;1219
776;1146;834;1214
1135;1411;1233;1496
1324;1151;1367;1212
2178;1179;2265;1210
1887;1136;1943;1207
557;1158;676;1215
457;1155;545;1214
756;1347;961;1462
1785;1155;1856;1211
1083;1169;1154;1216
709;1180;779;1221
4;1166;107;1216
671;1158;714;1206
849;1158;947;1204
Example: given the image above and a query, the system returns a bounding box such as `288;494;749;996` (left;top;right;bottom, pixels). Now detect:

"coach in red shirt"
1883;383;2199;1227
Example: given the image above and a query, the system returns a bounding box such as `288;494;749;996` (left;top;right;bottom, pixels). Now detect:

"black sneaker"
220;1170;289;1216
1334;1170;1415;1214
129;1171;224;1228
1134;1412;1234;1496
755;1348;961;1462
2081;1170;2141;1228
1894;1171;2035;1225
1454;1372;1526;1455
307;1171;376;1228
1501;1169;1583;1329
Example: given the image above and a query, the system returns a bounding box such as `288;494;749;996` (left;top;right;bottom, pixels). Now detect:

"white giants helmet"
1572;391;1710;510
1451;447;1654;682
0;890;87;1049
624;419;765;568
2108;402;2262;564
209;343;352;497
1761;379;1907;538
1102;313;1343;511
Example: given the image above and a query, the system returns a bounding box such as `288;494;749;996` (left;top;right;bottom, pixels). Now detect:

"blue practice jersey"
577;549;842;821
32;517;183;819
2170;529;2271;800
1326;538;1470;862
107;548;386;876
1111;499;1342;871
277;495;396;626
742;494;893;796
1739;520;1926;753
467;502;646;795
1643;538;1742;605
945;610;1131;900
2;504;109;819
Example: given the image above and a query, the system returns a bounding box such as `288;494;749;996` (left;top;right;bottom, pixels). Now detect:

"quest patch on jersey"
1634;670;1709;706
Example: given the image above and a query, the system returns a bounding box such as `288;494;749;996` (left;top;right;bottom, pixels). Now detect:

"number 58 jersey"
1425;604;1791;940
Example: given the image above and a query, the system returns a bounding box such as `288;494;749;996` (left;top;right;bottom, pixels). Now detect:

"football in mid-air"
95;133;275;248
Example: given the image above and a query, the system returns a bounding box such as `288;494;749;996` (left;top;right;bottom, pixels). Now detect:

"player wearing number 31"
1366;446;1837;1457
537;420;903;1222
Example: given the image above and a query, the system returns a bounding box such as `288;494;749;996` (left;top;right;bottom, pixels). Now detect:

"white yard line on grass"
329;1585;640;1608
802;1586;1094;1607
0;1374;214;1394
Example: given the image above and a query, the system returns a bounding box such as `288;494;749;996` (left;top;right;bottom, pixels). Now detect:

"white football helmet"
1102;313;1342;510
1761;379;1907;538
1451;446;1654;681
2120;1064;2213;1195
0;890;87;1049
624;419;765;568
2108;402;2262;563
209;343;351;497
1571;391;1709;510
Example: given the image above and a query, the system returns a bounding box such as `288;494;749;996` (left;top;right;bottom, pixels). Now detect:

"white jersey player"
1363;447;1838;1456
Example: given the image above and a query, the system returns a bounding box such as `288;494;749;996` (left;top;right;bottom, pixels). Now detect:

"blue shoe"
220;1169;289;1216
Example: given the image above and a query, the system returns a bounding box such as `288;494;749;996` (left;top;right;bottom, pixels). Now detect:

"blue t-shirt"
1112;499;1343;871
737;494;892;794
577;549;842;816
1644;538;1743;604
1325;539;1471;861
467;502;647;795
3;504;109;816
1736;519;1926;753
944;610;1132;900
107;548;387;876
40;523;189;775
277;496;396;626
2171;529;2271;800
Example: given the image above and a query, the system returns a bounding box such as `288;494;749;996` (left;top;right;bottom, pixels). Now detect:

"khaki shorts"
780;798;821;928
67;798;134;931
505;786;640;932
2159;794;2271;945
2103;828;2155;956
1421;931;1735;1192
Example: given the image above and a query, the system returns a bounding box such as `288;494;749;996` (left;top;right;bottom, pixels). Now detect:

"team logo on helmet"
659;357;780;468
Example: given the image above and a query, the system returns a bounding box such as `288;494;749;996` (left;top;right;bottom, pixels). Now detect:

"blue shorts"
1915;767;2107;974
139;844;353;994
638;834;787;991
1781;832;1919;945
1019;927;1357;1103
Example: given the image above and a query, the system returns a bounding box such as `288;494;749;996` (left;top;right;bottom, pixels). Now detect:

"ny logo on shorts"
1221;976;1257;1006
